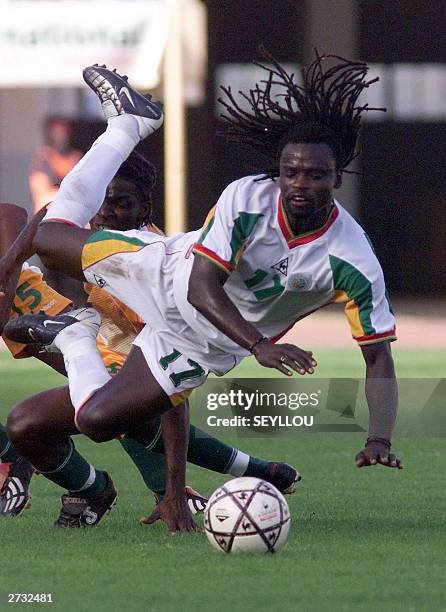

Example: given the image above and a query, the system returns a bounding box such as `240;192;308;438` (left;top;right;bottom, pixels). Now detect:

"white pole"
163;0;186;234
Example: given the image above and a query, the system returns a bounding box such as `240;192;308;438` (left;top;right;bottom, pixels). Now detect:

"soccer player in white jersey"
1;52;402;530
0;202;298;522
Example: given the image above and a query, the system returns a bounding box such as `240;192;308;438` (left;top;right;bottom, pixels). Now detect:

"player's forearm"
0;268;21;332
192;284;263;349
8;206;48;266
0;207;48;295
161;403;189;498
363;343;398;441
0;204;28;326
188;260;264;351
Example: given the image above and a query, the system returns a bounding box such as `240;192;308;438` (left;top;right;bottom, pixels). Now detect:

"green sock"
0;423;18;463
123;424;241;498
122;424;271;499
244;456;270;479
40;439;107;498
119;437;166;498
186;426;240;473
151;424;255;476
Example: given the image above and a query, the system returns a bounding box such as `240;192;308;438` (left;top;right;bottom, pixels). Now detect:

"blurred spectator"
29;117;83;213
28;117;86;303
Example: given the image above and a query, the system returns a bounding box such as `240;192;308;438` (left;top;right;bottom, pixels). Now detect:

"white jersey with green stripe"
173;174;396;355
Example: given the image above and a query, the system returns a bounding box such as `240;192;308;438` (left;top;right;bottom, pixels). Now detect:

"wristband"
366;437;391;449
249;337;268;353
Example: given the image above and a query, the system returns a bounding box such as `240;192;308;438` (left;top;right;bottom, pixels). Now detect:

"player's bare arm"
188;255;316;377
355;341;402;469
0;205;49;299
141;403;197;533
0;204;28;329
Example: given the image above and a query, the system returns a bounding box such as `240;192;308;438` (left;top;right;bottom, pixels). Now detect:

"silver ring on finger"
280;355;288;363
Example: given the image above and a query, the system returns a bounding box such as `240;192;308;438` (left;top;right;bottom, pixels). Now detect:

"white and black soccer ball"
204;477;291;554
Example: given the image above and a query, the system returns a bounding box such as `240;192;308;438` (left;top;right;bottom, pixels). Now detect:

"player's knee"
76;405;113;443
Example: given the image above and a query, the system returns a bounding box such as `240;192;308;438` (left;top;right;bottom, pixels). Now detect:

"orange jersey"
85;283;144;360
3;266;144;376
3;265;72;358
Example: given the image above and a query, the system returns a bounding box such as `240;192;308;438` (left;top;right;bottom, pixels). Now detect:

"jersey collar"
277;195;339;248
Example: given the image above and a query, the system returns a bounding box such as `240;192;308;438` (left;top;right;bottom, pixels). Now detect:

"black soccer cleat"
264;462;301;494
185;485;208;514
0;457;34;517
4;312;81;346
154;485;208;515
3;307;101;352
82;64;163;137
54;472;117;528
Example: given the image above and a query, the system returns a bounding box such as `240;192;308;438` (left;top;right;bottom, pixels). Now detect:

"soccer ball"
204;477;291;554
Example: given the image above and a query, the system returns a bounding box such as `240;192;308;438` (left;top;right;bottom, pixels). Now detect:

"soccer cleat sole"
0;477;31;517
185;486;208;514
82;65;163;128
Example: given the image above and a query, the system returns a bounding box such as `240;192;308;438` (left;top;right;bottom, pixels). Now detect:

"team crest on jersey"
271;258;289;277
93;274;107;288
287;273;312;291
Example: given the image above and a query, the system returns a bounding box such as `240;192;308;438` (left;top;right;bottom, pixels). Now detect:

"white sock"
56;331;111;416
43;115;141;228
227;450;250;477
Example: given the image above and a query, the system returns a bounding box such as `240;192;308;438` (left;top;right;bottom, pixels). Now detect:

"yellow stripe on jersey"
333;289;365;339
202;205;216;230
4;268;72;358
81;230;148;271
333;289;396;345
170;388;193;407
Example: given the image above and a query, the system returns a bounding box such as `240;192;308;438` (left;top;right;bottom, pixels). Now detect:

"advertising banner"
0;0;168;88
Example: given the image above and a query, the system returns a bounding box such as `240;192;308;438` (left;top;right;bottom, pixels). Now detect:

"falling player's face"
279;142;342;230
90;177;150;231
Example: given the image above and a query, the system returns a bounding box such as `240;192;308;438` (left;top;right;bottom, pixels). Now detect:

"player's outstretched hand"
355;438;403;469
252;339;317;376
140;494;199;534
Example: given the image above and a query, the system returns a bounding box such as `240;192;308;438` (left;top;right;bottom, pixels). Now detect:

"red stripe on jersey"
192;244;234;273
278;196;339;248
355;329;397;344
41;218;80;227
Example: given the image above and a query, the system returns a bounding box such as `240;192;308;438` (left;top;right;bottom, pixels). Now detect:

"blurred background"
0;0;445;311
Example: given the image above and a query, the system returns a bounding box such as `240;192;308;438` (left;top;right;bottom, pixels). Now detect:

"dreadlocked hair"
218;47;385;178
115;151;157;225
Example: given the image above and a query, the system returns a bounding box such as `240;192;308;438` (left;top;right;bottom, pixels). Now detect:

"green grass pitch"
0;349;445;611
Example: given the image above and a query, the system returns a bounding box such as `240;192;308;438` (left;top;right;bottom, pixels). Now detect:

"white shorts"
81;228;241;402
132;325;209;405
